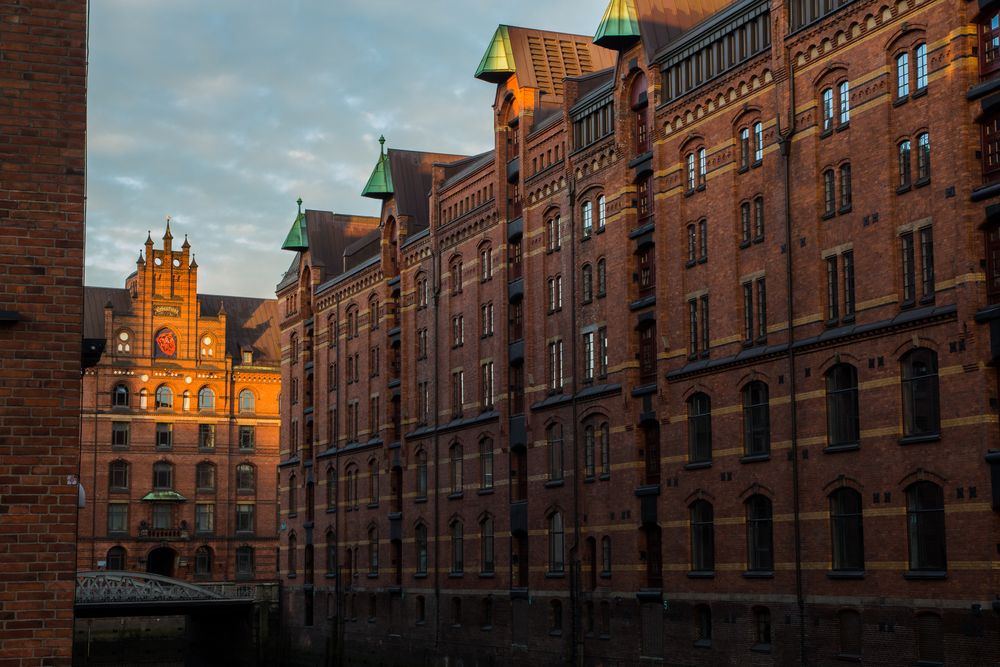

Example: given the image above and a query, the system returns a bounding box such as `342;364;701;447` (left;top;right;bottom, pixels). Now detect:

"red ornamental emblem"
156;330;177;357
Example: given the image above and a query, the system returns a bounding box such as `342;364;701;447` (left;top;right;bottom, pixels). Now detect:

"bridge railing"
76;571;279;605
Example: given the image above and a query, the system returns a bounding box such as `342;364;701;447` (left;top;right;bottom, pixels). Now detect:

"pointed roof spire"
361;136;394;200
137;250;145;266
281;197;309;251
218;300;226;317
181;233;190;249
475;25;516;83
146;230;153;245
594;0;640;50
163;215;173;240
189;254;198;269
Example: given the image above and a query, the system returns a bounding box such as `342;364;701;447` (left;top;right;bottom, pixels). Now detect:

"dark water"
73;616;185;667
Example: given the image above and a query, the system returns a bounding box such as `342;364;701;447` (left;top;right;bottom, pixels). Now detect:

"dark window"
638;323;656;384
916;133;930;181
690;500;714;572
901;232;916;304
109;460;128;491
919;227;935;300
236;546;254;576
155;423;172;450
112;384;129;408
416;450;428;499
826;364;859;447
742;382;770;456
196;462;215;491
839;163;852;209
198;424;215;450
695;605;712;644
480;516;495;574
155;385;173;409
688;394;711;463
916;613;944;664
823;169;836;215
907;481;946;571
111;422;129;449
843;251;855;317
547;423;564;482
106;546;126;571
239;425;255;450
753;607;772;648
637;176;652;224
830;488;864;571
597;258;606;297
837;609;862;658
450;521;463;573
739;127;750;169
236;503;255;533
753;197;764;241
746;495;773;572
153;462;173;490
981;12;1000;77
236;463;255;494
898;140;912;188
740;203;751;244
450;443;463;494
480;438;494;490
415;524;428;575
549;511;565;573
581;264;593;303
901;348;940;438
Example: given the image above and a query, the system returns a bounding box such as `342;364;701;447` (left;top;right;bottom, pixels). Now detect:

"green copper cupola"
361;136;394;200
594;0;640;50
281;197;309;251
474;25;515;83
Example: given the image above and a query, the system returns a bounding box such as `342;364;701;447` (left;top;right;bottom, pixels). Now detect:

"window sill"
739;240;751;250
414;496;427;504
414;572;427;579
684;461;712;471
751;643;772;654
687;570;715;579
545;480;565;489
684;189;695;198
896;184;911;195
287;573;297;580
912;86;928;99
479;572;495;579
326;507;337;513
820;128;833;139
448;572;464;579
581;233;592;242
904;570;947;580
738;165;749;174
827;570;865;580
545;571;566;579
914;177;930;189
740;453;770;464
693;639;712;649
583;476;595;484
822;211;836;220
893;95;908;107
477;488;494;496
697;256;707;265
838;204;852;215
481;624;494;631
823;443;860;454
598;473;611;481
600;571;611;579
753;236;764;244
835;654;862;663
899;433;941;445
685;259;697;269
743;571;774;579
836;121;850;132
596;226;606;235
325;573;337;579
366;503;379;510
696;183;706;192
367;573;378;579
447;492;464;500
751;159;762;169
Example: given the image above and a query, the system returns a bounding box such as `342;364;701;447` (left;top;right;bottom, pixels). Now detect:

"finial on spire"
137;250;145;265
297;197;303;213
146;230;153;244
163;216;173;240
181;233;190;249
379;135;386;153
190;254;198;269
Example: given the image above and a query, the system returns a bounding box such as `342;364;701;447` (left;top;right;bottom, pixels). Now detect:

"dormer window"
630;71;649;156
242;350;253;364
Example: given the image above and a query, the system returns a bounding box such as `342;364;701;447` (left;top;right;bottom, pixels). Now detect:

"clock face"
119;331;129;341
155;329;177;357
202;336;212;346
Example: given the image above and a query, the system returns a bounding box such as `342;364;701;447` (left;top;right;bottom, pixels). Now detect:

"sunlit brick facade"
79;227;281;584
277;0;1000;664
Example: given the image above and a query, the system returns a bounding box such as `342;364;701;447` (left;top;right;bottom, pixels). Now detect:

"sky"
86;0;610;299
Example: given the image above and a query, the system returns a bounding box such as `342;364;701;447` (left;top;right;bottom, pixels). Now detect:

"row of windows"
108;460;257;494
111;384;257;413
103;544;255;577
110;422;255;451
106;502;258;535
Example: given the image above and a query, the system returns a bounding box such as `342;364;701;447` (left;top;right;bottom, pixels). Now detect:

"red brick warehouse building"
78;225;281;584
277;0;1000;664
0;1;87;665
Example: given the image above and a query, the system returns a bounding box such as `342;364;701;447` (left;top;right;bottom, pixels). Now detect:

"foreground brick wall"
0;1;87;665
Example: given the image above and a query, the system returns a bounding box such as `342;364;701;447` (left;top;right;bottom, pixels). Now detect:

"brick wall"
0;1;88;665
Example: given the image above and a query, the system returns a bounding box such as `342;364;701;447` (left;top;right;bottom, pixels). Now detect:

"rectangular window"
156;423;172;450
197;423;215;450
152;504;171;530
915;43;928;90
369;396;379;436
548;340;564;391
452;371;464;416
843;251;855;318
452;315;464;347
417;328;428;359
688;299;698;356
896;53;910;97
756;278;767;340
111;422;129;449
107;503;128;535
480;247;492;280
481;362;494;409
753;197;764;241
481;303;494;336
822;88;834;132
239;425;255;451
195;503;214;534
824;170;836;215
583;332;595;381
743;282;754;344
901;232;916;304
700;295;710;354
740;203;751;244
919;227;935;300
739;128;750;169
370;346;380;377
827;256;840;322
597;327;608;378
417;381;430;423
838;81;850;124
236;503;255;533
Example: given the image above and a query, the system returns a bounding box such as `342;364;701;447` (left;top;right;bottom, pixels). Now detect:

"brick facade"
277;0;1000;665
0;2;87;665
78;228;281;584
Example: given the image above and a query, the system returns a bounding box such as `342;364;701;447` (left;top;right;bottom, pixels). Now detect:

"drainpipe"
567;176;582;666
333;293;344;664
430;208;442;653
777;47;807;667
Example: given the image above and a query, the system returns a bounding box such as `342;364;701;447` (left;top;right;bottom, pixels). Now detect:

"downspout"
90;366;98;569
333;292;344;662
776;44;807;667
567;177;582;667
431;207;443;653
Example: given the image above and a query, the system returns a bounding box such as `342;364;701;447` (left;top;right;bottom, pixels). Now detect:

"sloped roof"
277;210;380;291
386;148;468;232
343;229;381;272
361;136;394;199
84;286;282;365
633;0;737;63
439;150;495;192
475;25;616;99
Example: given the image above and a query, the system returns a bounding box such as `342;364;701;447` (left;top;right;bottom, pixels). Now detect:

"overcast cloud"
86;0;609;298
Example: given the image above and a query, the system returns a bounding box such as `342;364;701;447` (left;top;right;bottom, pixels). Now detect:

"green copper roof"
594;0;640;50
474;25;516;83
361;136;394;200
141;490;187;502
281;197;308;251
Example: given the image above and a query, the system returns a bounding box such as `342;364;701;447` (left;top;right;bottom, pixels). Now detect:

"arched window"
596;258;607;297
826;364;859;448
688;393;712;463
416;450;428;499
415;523;428;575
582;200;593;237
368;525;379;575
112;384;130;408
746;495;773;572
197;387;215;411
479;437;494;490
238;389;255;413
115;329;132;354
821;87;834;132
837;609;862;658
901;348;939;438
547;423;563;482
326;466;337;510
906;481;946;571
690;500;714;573
449;443;463;495
155;385;173;409
108;460;129;492
450;519;464;574
548;511;565;573
152;462;173;490
195;546;213;577
917;132;930;181
597;195;606;230
830;487;864;571
288;533;297;576
480;515;494;574
326;529;337;575
195;461;215;491
106;546;126;571
236;463;255;494
898;139;912;188
742;381;770;456
139;388;148;410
